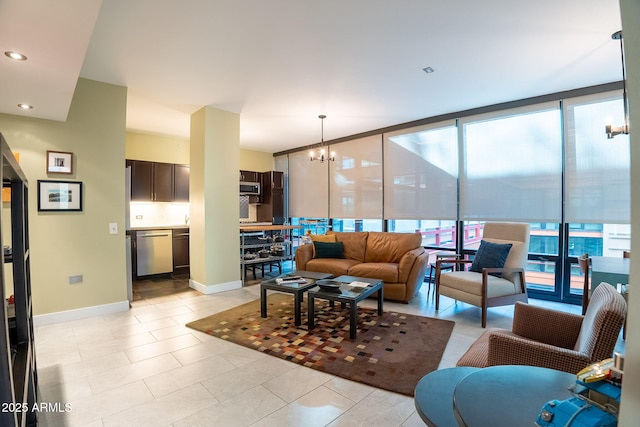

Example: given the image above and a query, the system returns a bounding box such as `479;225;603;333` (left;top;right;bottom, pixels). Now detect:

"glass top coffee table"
307;275;384;340
260;270;333;326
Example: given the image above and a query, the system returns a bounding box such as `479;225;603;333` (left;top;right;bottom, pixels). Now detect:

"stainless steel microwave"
240;182;260;195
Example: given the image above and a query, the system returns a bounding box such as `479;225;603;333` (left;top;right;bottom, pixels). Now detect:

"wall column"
619;0;640;422
189;106;241;293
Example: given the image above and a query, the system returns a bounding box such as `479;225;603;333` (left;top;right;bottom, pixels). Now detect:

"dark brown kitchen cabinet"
257;171;285;224
174;164;190;202
153;162;174;201
127;160;188;202
239;170;260;183
128;160;153;201
172;228;190;274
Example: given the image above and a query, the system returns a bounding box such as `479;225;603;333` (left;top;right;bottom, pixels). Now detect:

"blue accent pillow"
313;241;345;259
470;240;512;275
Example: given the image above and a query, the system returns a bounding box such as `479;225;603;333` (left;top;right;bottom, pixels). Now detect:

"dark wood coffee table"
307;275;383;339
260;270;333;326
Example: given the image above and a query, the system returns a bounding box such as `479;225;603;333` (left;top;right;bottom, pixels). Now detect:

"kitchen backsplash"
130;202;190;228
239;195;257;222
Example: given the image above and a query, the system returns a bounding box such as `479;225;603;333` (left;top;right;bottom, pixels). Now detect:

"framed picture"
46;150;73;174
37;180;83;212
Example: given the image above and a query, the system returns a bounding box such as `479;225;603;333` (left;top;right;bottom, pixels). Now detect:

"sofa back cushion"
329;231;368;262
365;232;422;263
313;241;345;258
310;233;337;257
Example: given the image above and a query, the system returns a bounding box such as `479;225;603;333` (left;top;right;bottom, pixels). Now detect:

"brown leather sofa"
294;231;429;303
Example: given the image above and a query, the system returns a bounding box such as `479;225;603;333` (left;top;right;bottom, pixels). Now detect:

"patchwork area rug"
186;294;455;396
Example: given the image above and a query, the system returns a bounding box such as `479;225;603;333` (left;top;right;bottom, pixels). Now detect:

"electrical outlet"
109;223;118;235
69;275;83;284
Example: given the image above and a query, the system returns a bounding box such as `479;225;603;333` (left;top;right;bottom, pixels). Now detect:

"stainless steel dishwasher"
136;229;173;276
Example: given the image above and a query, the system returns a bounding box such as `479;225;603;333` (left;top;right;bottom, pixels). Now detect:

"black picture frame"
37;180;83;212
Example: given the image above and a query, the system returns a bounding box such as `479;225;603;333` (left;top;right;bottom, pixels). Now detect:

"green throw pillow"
470;240;512;276
313;241;345;259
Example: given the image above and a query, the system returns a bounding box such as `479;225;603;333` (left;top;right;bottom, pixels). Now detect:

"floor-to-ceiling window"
460;102;566;298
284;87;630;305
563;92;631;301
329;135;383;231
384;121;458;263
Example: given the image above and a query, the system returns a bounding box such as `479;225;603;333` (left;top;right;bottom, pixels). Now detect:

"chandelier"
309;114;335;162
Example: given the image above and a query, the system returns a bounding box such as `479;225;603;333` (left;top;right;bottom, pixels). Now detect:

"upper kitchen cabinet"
128;159;153;201
127;160;189;202
153;162;174;201
174;164;190;202
239;170;260;183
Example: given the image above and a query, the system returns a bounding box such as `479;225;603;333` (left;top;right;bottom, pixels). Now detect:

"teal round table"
414;367;480;427
453;365;575;427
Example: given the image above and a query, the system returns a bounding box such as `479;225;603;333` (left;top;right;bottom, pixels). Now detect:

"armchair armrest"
511;302;583;349
294;244;313;270
487;331;592;374
400;248;429;300
482;267;526;292
398;247;426;284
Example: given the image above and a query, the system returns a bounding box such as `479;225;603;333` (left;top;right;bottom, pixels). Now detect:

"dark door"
172;229;190;274
128;160;153;201
240;170;260;182
174;164;190;202
153;162;174;201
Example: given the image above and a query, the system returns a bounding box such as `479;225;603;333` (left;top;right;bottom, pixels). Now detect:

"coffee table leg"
308;294;315;330
377;286;383;315
294;292;301;326
350;302;357;340
260;286;267;318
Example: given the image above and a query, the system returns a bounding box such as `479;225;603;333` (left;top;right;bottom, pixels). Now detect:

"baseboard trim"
34;300;130;328
189;278;242;294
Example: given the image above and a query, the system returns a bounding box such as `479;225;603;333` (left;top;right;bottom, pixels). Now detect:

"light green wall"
126;131;190;164
0;78;127;315
190;107;241;289
239;149;274;172
126;132;273;173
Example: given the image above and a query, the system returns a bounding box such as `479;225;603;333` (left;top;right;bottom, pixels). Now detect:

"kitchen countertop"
240;224;303;232
129;225;190;231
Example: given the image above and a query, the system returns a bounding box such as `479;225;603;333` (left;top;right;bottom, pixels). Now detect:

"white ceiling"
0;0;625;153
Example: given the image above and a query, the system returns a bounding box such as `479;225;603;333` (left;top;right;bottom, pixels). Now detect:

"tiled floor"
35;273;624;426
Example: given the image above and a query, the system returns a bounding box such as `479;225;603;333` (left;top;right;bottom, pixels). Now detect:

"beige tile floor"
35;274;623;426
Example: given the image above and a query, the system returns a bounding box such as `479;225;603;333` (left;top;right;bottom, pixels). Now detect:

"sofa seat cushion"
439;271;518;298
306;258;361;277
348;262;399;283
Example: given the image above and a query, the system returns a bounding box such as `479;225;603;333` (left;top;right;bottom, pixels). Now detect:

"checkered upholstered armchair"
456;282;627;374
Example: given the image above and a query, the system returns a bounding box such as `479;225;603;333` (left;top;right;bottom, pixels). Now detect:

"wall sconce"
310;115;335;162
606;30;629;139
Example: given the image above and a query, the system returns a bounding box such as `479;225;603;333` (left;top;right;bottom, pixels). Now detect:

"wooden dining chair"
577;253;591;315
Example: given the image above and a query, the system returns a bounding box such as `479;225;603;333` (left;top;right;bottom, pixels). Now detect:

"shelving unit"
239;224;302;284
0;134;37;426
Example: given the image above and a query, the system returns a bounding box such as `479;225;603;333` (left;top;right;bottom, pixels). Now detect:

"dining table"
590;256;629;291
590;255;630;340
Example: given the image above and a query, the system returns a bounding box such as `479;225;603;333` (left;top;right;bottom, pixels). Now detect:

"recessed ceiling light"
17;104;33;110
423;67;435;74
4;51;27;61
